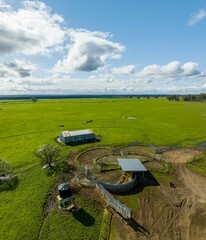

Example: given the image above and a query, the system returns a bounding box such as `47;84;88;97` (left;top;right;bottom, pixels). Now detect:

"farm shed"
118;158;147;180
118;159;147;172
60;129;96;144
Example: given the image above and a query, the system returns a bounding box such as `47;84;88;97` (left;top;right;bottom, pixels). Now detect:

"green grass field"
0;97;206;239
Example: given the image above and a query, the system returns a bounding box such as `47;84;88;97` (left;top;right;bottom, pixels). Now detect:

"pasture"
0;97;206;239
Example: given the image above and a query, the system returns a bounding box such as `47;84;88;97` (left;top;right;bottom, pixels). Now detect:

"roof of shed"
58;183;71;190
118;159;147;172
61;129;94;137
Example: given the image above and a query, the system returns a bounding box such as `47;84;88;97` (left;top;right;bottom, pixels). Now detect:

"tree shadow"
73;208;95;226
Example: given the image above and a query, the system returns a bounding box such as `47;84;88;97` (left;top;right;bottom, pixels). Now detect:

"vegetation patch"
99;208;113;240
187;155;206;176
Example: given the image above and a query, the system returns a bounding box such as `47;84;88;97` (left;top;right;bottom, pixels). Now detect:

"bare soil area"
111;165;206;240
161;148;202;163
95;170;123;184
144;161;165;170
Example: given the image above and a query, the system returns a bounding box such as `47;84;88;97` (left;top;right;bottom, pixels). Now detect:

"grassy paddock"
0;98;206;239
40;195;103;240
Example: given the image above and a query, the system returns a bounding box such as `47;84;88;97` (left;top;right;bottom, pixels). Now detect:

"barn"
60;129;96;144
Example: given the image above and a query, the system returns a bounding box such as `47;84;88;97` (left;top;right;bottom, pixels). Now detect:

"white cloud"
54;29;125;73
1;70;206;95
0;59;37;77
188;8;206;26
136;61;202;81
0;1;66;56
0;0;11;10
181;62;201;76
111;65;135;75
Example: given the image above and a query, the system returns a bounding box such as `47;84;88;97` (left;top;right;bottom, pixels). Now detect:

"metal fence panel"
96;183;132;219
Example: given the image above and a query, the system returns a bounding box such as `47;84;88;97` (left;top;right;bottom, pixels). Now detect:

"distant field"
0;98;206;239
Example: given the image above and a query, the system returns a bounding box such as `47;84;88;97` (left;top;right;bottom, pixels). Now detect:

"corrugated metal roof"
118;159;147;172
62;129;94;137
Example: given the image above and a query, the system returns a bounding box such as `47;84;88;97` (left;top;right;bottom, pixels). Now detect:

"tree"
0;158;18;191
166;95;180;101
36;144;62;169
0;158;13;176
31;96;37;103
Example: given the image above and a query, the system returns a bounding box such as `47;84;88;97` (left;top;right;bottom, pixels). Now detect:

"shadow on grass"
73;208;95;226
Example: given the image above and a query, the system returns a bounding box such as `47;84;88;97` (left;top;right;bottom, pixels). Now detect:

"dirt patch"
132;165;206;240
162;148;202;163
122;146;155;156
95;170;123;184
77;148;112;167
124;154;151;162
144;161;165;170
177;164;206;202
110;213;139;240
97;155;119;165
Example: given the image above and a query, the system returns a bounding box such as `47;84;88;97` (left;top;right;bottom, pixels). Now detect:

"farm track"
16;164;39;176
177;165;206;202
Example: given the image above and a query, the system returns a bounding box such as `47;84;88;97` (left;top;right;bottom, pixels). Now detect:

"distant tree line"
182;93;206;102
166;95;180;101
167;93;206;102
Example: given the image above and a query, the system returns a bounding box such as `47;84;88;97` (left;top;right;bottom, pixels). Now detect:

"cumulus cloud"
136;61;202;81
188;8;206;26
0;59;37;78
111;65;135;75
0;1;66;56
54;29;125;73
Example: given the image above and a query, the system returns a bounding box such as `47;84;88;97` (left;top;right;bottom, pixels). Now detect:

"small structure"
58;183;72;199
57;183;75;211
60;129;96;144
118;158;147;179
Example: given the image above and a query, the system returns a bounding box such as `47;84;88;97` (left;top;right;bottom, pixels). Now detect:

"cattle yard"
52;144;206;240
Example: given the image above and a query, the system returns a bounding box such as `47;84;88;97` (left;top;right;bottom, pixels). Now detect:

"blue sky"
0;0;206;94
